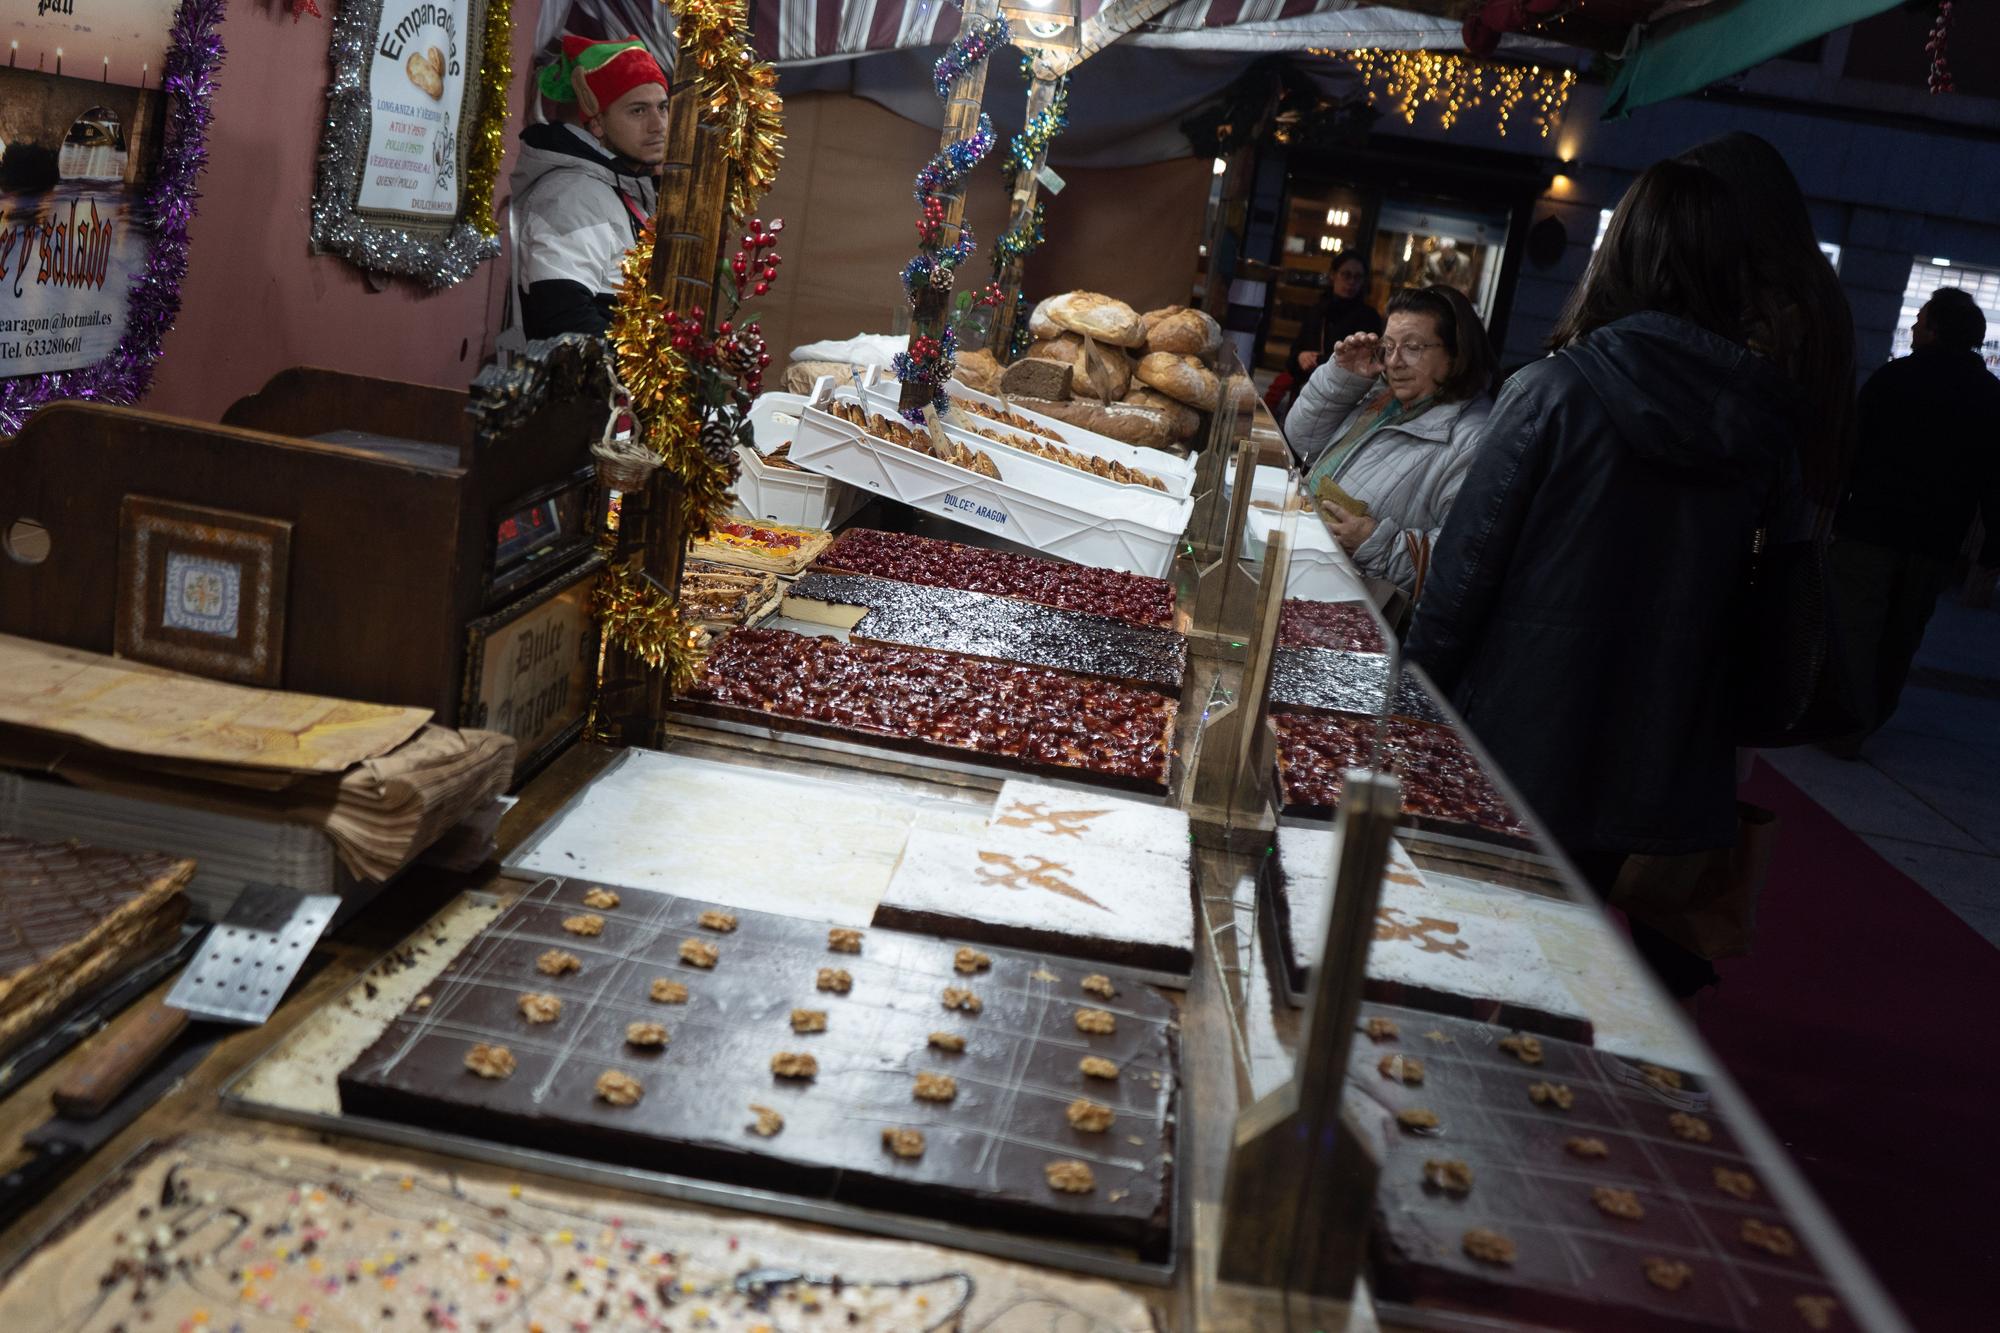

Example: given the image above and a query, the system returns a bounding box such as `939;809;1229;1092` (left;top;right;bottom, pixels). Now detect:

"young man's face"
591;82;670;165
1912;305;1935;350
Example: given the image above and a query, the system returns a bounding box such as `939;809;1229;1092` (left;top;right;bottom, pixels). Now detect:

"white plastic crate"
1243;503;1370;601
939;383;1199;498
790;381;1193;577
730;392;863;530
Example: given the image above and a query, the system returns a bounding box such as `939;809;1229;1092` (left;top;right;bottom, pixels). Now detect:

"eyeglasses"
1379;340;1442;363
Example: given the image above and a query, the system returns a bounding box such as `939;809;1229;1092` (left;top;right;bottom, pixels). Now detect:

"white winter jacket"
508;123;658;339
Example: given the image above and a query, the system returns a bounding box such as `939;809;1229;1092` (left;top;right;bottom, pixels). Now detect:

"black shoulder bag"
1733;496;1862;747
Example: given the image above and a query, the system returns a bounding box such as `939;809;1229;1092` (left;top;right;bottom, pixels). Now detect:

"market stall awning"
751;0;1471;65
1602;0;1905;117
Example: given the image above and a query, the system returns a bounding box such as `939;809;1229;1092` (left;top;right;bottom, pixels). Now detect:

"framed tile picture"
116;497;292;687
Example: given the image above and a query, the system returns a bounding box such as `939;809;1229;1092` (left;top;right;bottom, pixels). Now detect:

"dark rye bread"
339;876;1180;1260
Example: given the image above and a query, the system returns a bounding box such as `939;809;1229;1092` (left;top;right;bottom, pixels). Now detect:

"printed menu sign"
0;1;175;376
359;0;484;221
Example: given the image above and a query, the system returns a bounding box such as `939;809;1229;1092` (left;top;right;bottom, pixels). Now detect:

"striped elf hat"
538;35;670;118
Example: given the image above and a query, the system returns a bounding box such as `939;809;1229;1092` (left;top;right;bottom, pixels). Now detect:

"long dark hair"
1678;132;1855;507
1549;160;1748;350
1386;285;1495;403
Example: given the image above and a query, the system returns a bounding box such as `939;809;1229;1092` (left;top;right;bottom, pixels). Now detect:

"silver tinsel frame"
311;0;502;288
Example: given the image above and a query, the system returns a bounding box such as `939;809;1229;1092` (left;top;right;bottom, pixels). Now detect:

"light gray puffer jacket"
1287;362;1492;600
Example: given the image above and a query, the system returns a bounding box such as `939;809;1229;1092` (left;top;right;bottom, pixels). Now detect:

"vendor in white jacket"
1286;285;1496;608
510;35;671;340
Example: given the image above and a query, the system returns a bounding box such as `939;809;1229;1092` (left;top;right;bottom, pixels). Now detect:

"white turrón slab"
879;822;1194;979
1276;825;1592;1041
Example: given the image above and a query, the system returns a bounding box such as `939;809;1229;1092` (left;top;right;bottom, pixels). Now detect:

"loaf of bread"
1001;356;1074;402
1027;332;1132;401
1011;396;1174;450
1122;386;1202;442
1028;296;1061;342
1142;306;1222;361
1044;291;1145;349
1135;352;1220;411
952;348;1004;395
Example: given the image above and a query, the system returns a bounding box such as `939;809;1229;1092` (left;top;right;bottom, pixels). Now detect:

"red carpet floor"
1696;760;2000;1330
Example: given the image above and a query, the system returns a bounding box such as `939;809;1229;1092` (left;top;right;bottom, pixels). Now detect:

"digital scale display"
492;477;589;579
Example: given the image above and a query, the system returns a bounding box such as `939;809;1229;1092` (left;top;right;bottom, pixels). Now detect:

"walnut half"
1066;1098;1115;1133
941;986;981;1013
882;1127;926;1158
771;1051;818;1079
1462;1228;1516;1266
1075;1008;1116;1035
818;967;854;995
1643;1257;1694;1292
748;1104;784;1137
464;1043;515;1079
1423;1159;1473;1195
828;927;863;954
625;1021;670;1048
517;992;562;1024
1528;1081;1575;1110
1045;1160;1096;1194
791;1009;828;1034
913;1072;957;1102
680;939;720;968
594;1070;643;1106
953;947;992;975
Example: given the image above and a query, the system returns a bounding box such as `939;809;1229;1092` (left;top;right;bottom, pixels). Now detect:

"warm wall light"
1551;173;1572;194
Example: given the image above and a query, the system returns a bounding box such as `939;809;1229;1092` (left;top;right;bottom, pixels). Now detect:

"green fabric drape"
1604;0;1903;119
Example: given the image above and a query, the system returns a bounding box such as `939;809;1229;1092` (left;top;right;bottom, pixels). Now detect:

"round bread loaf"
1145;307;1222;361
951;348;1004;395
1122;386;1202;441
1136;351;1220;411
1027;331;1132;401
1028;296;1061;342
1045;291;1145;349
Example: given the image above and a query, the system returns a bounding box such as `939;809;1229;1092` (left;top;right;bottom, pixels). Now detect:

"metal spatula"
51;886;338;1118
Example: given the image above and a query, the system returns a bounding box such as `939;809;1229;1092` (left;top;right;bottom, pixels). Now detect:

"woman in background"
1406;160;1800;998
1286;254;1383;410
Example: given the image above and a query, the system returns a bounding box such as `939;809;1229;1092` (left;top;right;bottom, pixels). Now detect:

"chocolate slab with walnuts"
339;876;1179;1258
1354;1002;1852;1332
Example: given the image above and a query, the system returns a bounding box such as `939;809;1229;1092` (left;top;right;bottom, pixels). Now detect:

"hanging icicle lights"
1314;48;1577;138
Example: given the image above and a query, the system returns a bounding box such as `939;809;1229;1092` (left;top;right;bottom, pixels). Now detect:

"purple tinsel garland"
0;0;225;435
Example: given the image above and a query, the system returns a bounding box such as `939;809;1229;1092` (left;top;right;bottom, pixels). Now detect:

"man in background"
1829;287;2000;754
510;35;672;340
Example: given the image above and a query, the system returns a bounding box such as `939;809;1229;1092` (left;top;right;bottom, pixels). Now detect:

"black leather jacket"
1407;313;1800;857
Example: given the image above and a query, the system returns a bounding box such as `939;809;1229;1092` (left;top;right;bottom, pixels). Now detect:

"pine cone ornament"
700;411;736;467
717;335;759;381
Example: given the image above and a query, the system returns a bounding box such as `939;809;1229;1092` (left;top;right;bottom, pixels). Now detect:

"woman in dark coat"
1405;160;1801;995
1285;254;1382;409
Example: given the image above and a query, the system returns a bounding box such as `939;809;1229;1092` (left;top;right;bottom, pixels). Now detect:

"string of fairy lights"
1311;48;1579;139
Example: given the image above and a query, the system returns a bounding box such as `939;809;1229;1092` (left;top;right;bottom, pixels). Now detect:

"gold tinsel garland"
671;0;785;222
593;559;704;694
608;234;736;535
463;0;515;236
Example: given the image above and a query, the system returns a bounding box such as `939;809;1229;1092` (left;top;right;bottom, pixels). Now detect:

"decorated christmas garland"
0;0;226;434
675;0;786;222
596;0;785;688
894;13;1011;420
461;0;515;238
991;65;1066;358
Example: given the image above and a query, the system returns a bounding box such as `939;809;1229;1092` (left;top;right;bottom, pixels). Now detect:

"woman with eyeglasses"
1286;285;1497;612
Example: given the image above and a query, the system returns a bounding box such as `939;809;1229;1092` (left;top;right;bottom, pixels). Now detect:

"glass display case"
1184;414;1909;1330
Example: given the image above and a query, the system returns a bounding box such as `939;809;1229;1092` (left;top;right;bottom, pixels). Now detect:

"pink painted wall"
141;5;548;422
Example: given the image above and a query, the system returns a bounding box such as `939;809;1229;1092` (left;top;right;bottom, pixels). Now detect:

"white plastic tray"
730;392;863;529
939;383;1198;498
791;381;1192;577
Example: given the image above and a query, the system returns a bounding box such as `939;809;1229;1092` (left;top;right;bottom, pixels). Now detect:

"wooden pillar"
899;0;1003;413
991;71;1061;359
598;78;735;745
